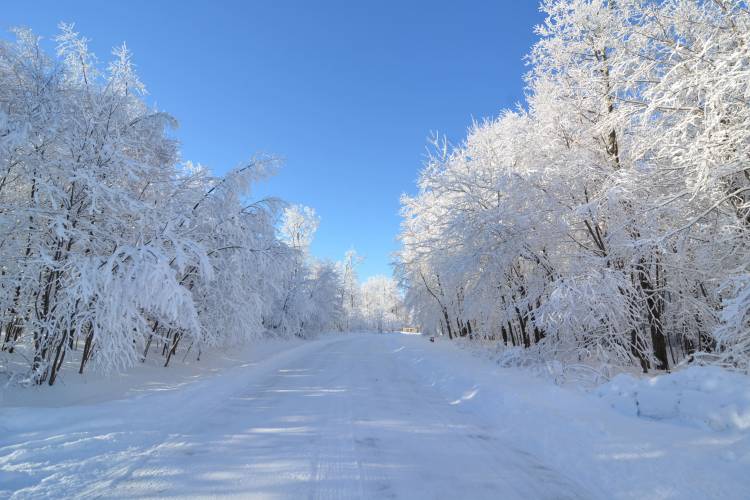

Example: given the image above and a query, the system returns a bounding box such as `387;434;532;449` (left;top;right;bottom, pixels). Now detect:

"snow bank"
596;365;750;432
0;337;309;408
389;334;750;499
444;336;750;433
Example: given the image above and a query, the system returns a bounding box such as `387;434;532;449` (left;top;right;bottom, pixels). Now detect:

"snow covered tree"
397;0;750;374
0;25;343;386
359;276;403;333
337;249;363;329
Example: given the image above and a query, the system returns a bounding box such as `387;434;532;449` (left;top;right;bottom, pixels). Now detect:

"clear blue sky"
5;1;543;279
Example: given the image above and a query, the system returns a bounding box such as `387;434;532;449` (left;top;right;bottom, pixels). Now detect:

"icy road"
2;334;747;499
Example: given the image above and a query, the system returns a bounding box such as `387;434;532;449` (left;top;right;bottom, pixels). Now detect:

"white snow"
595;366;750;433
0;338;307;408
2;333;749;499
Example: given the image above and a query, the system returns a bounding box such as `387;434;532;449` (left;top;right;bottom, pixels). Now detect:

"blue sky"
5;1;544;279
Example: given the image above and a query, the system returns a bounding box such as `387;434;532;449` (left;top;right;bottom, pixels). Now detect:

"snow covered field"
2;333;748;499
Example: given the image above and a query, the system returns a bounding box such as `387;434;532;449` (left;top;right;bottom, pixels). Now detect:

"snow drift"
596;366;750;433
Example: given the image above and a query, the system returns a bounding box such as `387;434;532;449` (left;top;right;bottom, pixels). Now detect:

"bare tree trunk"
164;332;181;367
142;321;159;362
79;326;94;374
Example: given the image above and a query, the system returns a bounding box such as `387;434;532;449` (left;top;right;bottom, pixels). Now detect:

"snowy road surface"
2;333;748;499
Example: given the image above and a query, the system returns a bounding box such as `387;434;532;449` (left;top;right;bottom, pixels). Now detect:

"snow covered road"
108;334;587;499
2;333;748;499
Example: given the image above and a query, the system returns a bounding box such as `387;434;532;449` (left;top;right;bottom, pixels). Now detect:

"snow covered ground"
2;333;748;499
0;338;308;408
